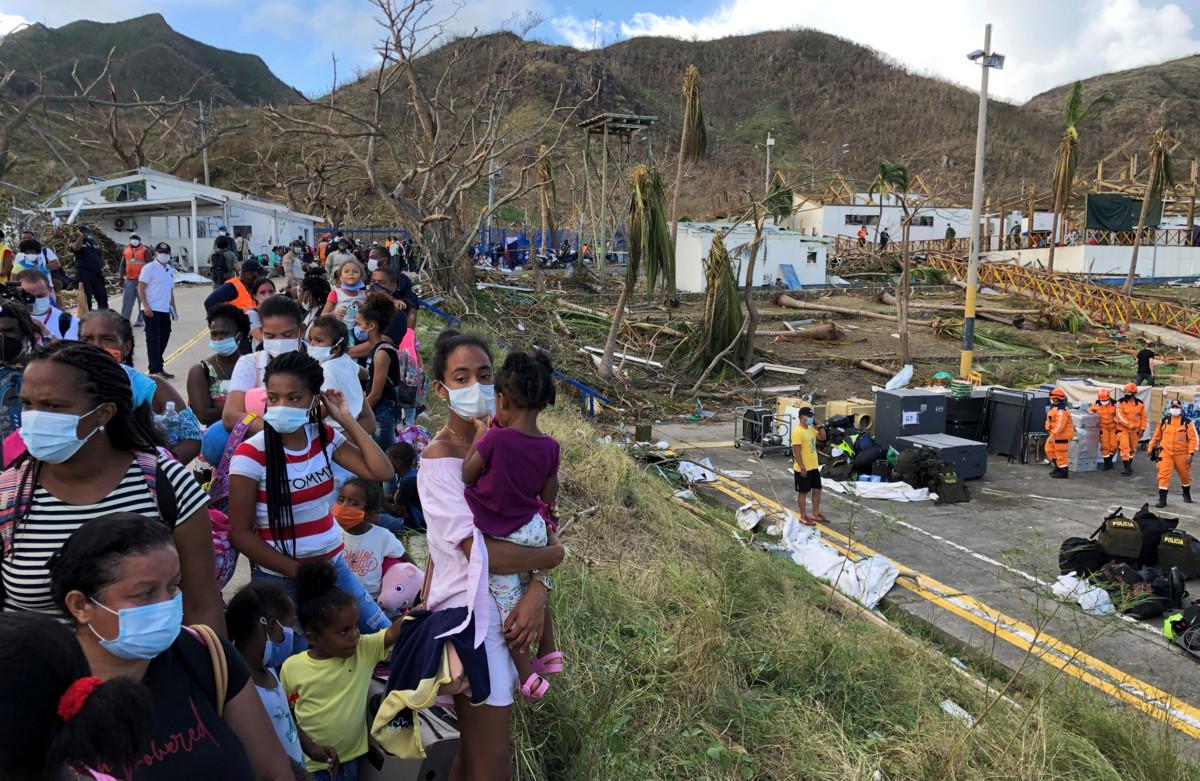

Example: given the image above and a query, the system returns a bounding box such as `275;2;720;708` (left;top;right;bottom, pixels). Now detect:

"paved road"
659;419;1200;746
129;281;215;392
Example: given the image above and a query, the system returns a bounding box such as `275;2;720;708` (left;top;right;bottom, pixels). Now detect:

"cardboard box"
826;398;876;432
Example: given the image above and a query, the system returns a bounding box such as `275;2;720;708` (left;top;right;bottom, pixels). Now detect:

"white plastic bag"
884;364;914;390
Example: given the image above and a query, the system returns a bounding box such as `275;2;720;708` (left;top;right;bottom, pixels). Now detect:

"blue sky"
2;0;1198;102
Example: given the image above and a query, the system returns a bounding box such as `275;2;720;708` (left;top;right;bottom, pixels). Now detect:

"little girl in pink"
462;350;563;701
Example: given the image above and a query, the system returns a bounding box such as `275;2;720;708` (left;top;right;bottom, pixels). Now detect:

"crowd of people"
0;225;566;781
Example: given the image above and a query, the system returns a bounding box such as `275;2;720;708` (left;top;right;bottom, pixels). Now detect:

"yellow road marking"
707;476;1200;740
164;328;207;367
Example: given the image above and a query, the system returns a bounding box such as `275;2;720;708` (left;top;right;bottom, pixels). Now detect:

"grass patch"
411;317;1198;780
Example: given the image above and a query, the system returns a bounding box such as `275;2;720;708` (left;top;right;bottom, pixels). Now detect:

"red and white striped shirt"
230;423;346;573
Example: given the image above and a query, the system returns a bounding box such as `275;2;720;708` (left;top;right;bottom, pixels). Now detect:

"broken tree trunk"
878;291;1039;317
773;293;933;327
758;321;845;340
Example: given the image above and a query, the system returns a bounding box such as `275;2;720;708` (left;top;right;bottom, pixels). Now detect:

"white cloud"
0;12;31;35
554;0;1200;102
550;14;615;49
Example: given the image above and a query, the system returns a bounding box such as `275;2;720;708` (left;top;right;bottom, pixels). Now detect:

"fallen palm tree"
757;321;845;341
773;293;934;328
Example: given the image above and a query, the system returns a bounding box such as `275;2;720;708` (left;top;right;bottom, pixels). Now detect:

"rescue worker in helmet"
1045;387;1075;479
1087;388;1119;470
1148;399;1198;507
1115;382;1146;476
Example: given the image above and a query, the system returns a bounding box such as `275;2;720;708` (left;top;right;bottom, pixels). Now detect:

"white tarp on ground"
821;477;934;502
781;517;898;609
1052;572;1115;616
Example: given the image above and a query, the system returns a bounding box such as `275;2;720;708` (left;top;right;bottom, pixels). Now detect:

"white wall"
675;225;828;293
89;205;225;266
982;245;1200;279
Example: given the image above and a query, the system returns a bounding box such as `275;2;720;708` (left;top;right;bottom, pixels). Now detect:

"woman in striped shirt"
0;341;221;628
227;351;394;636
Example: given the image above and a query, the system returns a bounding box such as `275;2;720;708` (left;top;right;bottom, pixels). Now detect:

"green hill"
0;13;301;106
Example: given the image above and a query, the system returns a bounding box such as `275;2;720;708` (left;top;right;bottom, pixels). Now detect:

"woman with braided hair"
0;341;222;629
227;350;395;641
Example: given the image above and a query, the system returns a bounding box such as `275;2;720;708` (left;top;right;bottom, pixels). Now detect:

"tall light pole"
960;24;1004;379
765;130;775;192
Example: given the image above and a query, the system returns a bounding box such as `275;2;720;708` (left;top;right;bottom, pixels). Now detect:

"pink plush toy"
378;562;424;613
245;387;268;417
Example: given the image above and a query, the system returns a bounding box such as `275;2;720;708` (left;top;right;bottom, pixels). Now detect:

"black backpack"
1130;504;1180;566
1094;562;1186;619
1158;530;1200;578
1058;537;1110;576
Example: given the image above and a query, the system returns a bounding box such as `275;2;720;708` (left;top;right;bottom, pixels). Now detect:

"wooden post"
1129;154;1138;181
1189;159;1198;240
1097;160;1104;181
1027;186;1035;248
599;123;608;277
984;197;991;251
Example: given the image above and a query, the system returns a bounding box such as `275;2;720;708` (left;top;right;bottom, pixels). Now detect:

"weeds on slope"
505;406;1200;780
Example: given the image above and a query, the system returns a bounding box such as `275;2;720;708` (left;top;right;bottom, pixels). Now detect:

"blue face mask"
353;326;369;342
261;617;294;669
88;592;183;660
19;407;102;464
264;404;311;434
209;336;240;356
342;281;365;292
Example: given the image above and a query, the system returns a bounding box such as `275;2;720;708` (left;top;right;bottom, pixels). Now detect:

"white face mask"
367;258;379;271
307;345;335;364
263;338;300;357
130;239;141;247
445;382;495;419
31;295;50;316
1170;408;1183;417
156;253;170;264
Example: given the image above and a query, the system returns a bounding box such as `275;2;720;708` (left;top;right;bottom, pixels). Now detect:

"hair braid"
12;342;155;534
261;351;326;560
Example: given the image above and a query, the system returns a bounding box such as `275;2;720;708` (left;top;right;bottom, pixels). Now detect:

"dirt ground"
478;269;1200;422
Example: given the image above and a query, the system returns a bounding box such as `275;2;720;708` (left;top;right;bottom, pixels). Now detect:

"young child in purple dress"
462;350;563;702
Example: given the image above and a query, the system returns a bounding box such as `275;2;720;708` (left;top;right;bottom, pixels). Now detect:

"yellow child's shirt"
791;424;819;472
281;629;391;771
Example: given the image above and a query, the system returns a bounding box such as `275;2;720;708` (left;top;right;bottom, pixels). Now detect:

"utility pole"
197;100;211;187
765;130;775;192
960;24;1004;379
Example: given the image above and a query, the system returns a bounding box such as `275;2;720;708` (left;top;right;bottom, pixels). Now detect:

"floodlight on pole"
960;23;1004;380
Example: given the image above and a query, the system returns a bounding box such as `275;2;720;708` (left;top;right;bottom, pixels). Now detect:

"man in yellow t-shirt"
791;406;828;525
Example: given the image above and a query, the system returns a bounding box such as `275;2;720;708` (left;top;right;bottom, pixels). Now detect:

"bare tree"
1;48;246;182
265;0;594;292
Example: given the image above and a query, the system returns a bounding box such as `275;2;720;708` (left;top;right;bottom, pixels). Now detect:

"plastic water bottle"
162;401;181;445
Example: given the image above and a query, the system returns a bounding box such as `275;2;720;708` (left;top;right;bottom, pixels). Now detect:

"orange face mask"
332;502;366;529
104;347;124;363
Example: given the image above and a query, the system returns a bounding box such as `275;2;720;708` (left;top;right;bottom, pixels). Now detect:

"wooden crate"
825;398;876;432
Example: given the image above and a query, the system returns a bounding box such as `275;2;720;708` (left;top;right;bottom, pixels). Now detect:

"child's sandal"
532;651;565;676
520;672;550;702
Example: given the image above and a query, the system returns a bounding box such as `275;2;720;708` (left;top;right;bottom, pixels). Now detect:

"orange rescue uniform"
1149;416;1198;490
1115;396;1146;461
1044;405;1075;468
1087;399;1119;458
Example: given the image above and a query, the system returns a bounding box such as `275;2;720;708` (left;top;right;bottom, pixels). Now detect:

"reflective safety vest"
228;277;255;311
123;244;151;280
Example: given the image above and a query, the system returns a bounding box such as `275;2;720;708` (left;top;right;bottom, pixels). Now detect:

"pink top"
418;456;490;648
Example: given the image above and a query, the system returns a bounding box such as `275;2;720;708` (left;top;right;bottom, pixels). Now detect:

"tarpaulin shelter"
1085;193;1163;231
